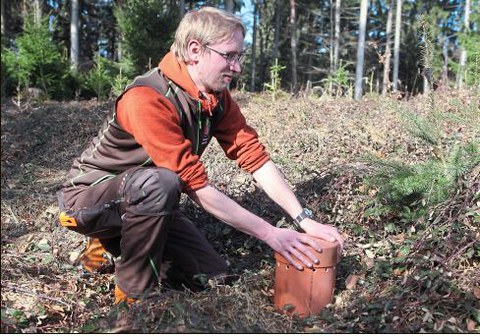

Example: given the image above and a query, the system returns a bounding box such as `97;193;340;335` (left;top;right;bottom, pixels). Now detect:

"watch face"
305;208;313;217
294;208;314;225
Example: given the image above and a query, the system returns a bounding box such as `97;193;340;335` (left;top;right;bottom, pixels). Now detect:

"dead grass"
1;89;479;333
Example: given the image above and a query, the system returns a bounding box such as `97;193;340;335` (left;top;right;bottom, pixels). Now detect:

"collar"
159;52;219;116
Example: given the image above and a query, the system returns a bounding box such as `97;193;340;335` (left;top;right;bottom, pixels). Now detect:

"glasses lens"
225;53;236;64
227;53;244;64
206;45;245;65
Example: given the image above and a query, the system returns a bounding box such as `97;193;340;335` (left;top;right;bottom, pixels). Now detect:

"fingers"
282;250;308;270
282;252;304;270
329;227;344;249
302;219;345;251
327;229;344;251
320;228;344;258
319;226;343;247
298;234;322;254
282;236;322;270
268;226;344;270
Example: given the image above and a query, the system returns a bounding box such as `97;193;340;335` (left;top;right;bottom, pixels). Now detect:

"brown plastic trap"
274;238;339;318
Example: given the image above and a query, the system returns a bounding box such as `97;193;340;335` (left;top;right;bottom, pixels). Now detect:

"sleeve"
214;90;270;174
116;86;208;192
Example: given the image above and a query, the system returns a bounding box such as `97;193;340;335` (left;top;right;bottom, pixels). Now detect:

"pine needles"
364;17;480;222
365;142;479;214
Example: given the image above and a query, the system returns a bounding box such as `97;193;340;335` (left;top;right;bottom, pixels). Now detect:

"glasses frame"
204;45;245;65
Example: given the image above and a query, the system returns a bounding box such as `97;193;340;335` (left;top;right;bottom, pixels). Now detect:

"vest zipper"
196;101;202;154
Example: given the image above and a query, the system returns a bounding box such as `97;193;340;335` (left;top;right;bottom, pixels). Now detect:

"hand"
263;226;325;270
300;218;344;260
300;218;344;248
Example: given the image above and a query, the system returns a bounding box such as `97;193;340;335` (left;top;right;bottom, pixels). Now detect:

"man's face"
194;29;244;93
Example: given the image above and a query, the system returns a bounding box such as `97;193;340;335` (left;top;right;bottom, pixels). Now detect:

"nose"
229;59;242;73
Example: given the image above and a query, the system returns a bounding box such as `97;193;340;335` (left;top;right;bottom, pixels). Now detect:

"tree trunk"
329;1;334;74
273;0;280;60
34;0;43;24
1;0;6;37
392;0;402;92
289;0;298;93
354;0;368;100
1;0;6;100
115;0;123;61
250;1;258;92
441;36;449;86
70;0;81;71
22;0;28;26
179;0;185;19
456;0;470;89
258;6;266;88
333;0;341;72
382;0;394;96
224;0;234;13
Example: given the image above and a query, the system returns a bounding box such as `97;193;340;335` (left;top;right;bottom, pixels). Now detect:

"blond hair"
171;7;245;62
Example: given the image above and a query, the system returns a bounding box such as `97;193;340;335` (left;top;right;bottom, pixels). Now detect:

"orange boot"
114;285;137;306
77;238;115;273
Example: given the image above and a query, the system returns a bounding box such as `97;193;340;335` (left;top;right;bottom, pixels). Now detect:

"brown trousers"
58;167;228;298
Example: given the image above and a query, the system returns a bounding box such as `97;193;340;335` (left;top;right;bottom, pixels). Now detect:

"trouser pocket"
57;190;122;238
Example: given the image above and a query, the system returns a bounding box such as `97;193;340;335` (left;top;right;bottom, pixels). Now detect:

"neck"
186;63;207;93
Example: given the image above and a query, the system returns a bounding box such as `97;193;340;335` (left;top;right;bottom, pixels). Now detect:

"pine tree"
115;0;179;74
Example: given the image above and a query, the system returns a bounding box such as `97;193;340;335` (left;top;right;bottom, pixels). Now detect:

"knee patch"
124;168;181;215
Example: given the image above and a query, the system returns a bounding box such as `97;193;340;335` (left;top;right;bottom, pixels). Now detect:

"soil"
1;89;479;333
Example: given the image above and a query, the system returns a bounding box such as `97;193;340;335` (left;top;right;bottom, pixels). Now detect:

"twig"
3;283;72;307
1;200;20;225
445;239;477;264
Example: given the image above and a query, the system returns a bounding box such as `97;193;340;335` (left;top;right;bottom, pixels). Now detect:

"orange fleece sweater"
116;52;269;192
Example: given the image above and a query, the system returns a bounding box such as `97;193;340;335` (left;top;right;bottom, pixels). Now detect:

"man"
57;7;344;304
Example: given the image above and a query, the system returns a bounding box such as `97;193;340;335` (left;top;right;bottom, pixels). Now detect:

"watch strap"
292;208;313;232
292;221;306;233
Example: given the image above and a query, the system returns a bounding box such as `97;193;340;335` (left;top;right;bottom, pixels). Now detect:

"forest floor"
1;88;479;333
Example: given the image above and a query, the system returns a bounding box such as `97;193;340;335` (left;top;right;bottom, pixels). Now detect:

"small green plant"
2;307;30;329
114;0;177;75
448;9;480;89
82;54;116;100
419;15;435;94
365;142;479;213
1;15;71;101
111;57;135;97
364;17;480;223
364;71;377;95
467;48;480;88
263;58;286;101
321;60;352;97
399;107;441;146
458;11;480;88
111;69;131;98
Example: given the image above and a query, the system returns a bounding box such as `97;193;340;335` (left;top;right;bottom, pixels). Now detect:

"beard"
209;72;235;92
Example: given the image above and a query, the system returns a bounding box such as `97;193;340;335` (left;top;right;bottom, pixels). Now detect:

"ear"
187;39;202;63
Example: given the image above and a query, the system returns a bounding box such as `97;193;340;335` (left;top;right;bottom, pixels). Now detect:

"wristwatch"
292;208;314;232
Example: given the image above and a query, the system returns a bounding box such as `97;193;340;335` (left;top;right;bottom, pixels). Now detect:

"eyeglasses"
205;45;245;65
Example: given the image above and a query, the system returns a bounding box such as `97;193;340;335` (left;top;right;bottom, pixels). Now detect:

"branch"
445;239;477;264
3;283;72;307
